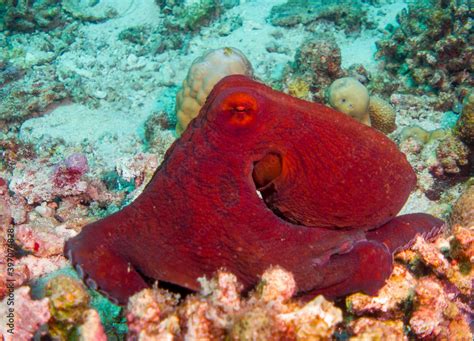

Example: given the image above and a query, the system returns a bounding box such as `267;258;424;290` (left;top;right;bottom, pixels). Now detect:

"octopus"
65;75;444;305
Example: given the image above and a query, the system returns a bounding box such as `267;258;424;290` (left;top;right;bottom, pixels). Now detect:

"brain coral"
327;77;370;125
175;47;253;135
368;96;397;134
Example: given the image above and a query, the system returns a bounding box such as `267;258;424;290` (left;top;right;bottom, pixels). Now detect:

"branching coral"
375;0;473;102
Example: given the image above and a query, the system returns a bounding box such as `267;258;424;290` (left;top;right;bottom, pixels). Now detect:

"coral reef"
283;37;344;102
347;223;472;340
4;0;65;33
175;47;253;134
399;128;470;199
77;309;107;341
126;267;343;339
157;0;239;34
3;0;117;33
0;286;50;339
375;0;473;102
0;178;31;301
350;318;406;340
326;77;397;133
15;216;75;257
450;184;474;228
0;0;471;339
268;0;374;33
347;264;416;318
368;96;397;134
287;77;310;100
45;275;90;339
455;91;474;145
62;0;117;22
409;276;470;339
432;133;470;176
9;157;89;204
0;65;69;124
327;77;371;125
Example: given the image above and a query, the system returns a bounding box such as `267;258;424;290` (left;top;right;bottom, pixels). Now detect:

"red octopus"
65;75;443;305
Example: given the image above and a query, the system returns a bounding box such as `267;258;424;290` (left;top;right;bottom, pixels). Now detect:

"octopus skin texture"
64;75;444;305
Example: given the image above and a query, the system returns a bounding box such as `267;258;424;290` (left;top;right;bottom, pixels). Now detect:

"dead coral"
126;286;180;339
62;0;117;22
0;65;68;124
45;275;90;339
268;0;374;33
375;0;473;102
350;318;406;341
432;133;470;177
4;0;65;32
15;216;75;257
0;178;30;300
283;37;345;102
126;267;342;340
0;286;50;339
409;235;472;296
399;129;469;200
409;276;471;339
455;91;474;145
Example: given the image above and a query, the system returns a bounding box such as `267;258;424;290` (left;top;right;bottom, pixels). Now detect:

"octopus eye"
220;92;259;127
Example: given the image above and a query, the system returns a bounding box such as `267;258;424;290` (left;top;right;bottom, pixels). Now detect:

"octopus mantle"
65;75;443;305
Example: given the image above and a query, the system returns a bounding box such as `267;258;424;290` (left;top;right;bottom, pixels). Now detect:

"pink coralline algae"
0;178;30;300
0;286;50;340
8;155;122;207
53;153;89;189
398;129;470;200
346;223;472;340
397;234;472;297
77;309;107;341
15;217;76;257
9;158;88;204
126;267;343;340
409;276;471;339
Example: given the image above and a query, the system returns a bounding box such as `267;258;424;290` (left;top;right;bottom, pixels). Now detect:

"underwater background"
0;0;473;339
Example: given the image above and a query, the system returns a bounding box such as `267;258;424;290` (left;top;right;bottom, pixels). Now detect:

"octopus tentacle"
366;213;445;254
300;240;393;300
65;220;148;305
